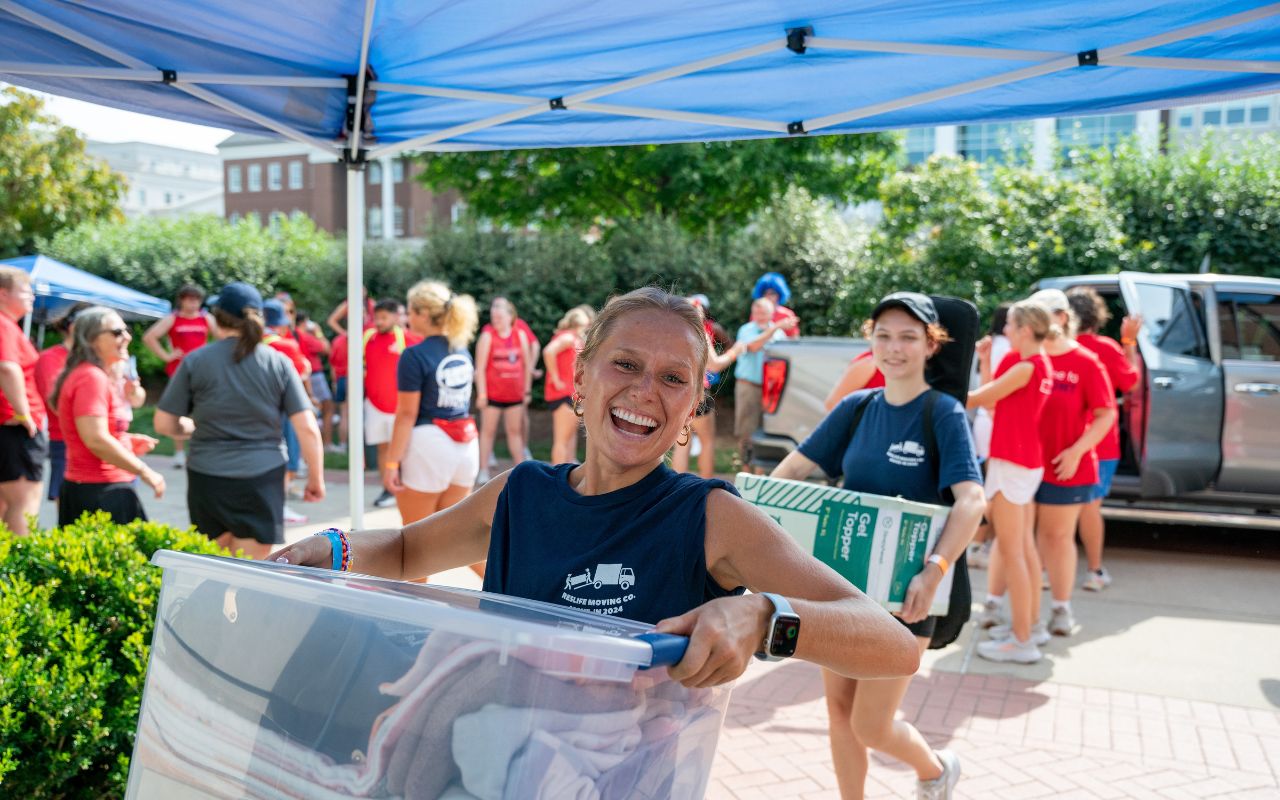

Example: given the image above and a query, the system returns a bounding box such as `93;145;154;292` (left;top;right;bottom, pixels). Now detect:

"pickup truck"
750;272;1280;530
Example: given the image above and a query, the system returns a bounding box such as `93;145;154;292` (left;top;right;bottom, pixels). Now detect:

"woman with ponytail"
543;304;595;464
382;280;483;551
52;306;163;525
155;282;324;559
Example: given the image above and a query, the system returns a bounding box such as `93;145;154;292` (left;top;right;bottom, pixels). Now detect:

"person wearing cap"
142;284;217;470
1024;288;1116;638
154;282;324;560
733;296;796;470
751;272;800;338
771;291;984;800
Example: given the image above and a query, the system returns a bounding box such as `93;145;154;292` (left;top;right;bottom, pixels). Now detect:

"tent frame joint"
786;26;813;55
1078;49;1099;67
549;96;567;110
787;120;806;135
161;68;177;84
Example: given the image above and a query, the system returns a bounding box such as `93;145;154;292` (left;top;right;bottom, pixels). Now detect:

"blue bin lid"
151;550;667;669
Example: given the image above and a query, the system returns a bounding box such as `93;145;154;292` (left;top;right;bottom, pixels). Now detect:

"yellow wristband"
384;461;400;470
11;413;28;422
927;553;950;576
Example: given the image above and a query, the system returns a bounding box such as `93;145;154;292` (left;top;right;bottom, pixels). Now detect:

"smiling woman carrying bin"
272;286;919;689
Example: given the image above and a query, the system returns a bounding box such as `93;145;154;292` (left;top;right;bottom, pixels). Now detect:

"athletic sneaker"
966;541;991;570
1049;606;1077;637
282;505;307;524
1082;567;1112;592
976;598;1005;629
475;467;491;486
988;621;1051;646
917;749;961;800
976;635;1042;664
173;449;186;469
373;489;396;508
325;443;345;454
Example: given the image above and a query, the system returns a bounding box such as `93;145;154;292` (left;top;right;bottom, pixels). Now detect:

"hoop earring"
676;424;692;448
573;395;585;418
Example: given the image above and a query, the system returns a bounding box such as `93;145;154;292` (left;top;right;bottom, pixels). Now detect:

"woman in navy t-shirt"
772;292;985;800
382;281;481;533
273;287;920;690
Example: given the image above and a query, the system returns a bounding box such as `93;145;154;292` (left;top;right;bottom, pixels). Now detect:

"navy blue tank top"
483;462;744;625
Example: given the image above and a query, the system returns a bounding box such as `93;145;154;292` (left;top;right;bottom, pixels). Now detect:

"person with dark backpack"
771;292;985;800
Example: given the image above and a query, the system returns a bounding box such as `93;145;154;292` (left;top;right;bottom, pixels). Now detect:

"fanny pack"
432;416;477;443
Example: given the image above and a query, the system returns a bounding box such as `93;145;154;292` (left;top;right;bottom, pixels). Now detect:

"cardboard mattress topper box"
734;473;953;617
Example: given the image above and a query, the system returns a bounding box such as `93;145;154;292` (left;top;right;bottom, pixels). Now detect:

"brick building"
217;134;459;238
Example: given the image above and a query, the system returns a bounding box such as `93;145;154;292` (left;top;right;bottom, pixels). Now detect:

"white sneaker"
977;635;1043;664
1049;606;1077;637
373;490;397;508
1082;567;1112;592
475;467;491;486
975;598;1006;629
966;541;991;570
917;749;961;799
988;621;1051;646
173;449;186;469
282;505;307;524
325;443;344;454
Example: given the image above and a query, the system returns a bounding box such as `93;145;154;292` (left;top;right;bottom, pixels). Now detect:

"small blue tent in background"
1;254;170;326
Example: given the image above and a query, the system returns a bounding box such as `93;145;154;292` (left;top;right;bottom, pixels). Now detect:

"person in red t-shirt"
475;297;532;483
824;349;886;411
1028;289;1116;639
0;268;47;536
330;331;349;450
966;300;1055;662
542;305;594;465
1067;287;1142;592
34;305;91;506
143;284;216;469
294;311;335;449
365;299;424;507
51;307;163;526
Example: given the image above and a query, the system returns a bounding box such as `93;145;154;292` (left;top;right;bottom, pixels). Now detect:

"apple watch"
754;592;801;661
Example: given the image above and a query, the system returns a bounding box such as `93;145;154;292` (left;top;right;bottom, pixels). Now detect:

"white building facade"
85;140;224;218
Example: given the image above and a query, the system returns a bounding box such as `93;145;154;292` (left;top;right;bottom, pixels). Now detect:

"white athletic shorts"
363;400;396;445
401;424;480;493
984;457;1044;506
972;408;993;460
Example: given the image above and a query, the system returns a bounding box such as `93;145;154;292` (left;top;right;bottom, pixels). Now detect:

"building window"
903;127;936;165
290;209;306;221
394;206;405;236
269;210;285;231
288;161;304;189
1203;108;1222;126
368;205;382;232
1177;112;1194;129
1250;104;1271;125
164;192;172;205
229;212;241;224
392;159;406;183
227;166;242;193
957;121;1033;165
139;189;147;205
1056;114;1136;159
451;201;465;225
1226;105;1246;126
268;162;282;190
248;164;262;191
368;162;382;185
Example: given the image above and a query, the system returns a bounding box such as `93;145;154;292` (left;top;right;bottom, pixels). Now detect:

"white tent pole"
0;63;348;86
346;170;366;530
806;38;1056;61
380;156;395;240
574;102;788;133
345;0;377;529
1107;55;1280;73
0;1;339;154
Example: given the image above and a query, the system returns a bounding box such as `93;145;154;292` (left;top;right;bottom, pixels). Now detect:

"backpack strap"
920;389;956;506
845;389;883;450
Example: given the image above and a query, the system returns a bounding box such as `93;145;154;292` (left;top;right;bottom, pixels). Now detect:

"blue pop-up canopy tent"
3;0;1277;523
2;254;171;326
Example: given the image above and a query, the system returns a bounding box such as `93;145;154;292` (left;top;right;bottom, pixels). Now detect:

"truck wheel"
593;581;602;589
620;581;631;590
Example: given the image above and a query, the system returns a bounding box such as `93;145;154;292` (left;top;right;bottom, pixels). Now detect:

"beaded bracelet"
314;528;351;572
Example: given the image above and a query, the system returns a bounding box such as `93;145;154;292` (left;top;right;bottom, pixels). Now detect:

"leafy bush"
0;515;224;798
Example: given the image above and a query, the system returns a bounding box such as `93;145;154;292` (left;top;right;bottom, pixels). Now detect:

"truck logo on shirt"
561;564;637;616
887;440;926;467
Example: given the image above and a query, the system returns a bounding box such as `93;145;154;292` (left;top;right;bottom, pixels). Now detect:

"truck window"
1133;283;1209;360
1218;292;1280;362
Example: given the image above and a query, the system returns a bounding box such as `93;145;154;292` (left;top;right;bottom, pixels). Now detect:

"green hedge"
0;516;224;798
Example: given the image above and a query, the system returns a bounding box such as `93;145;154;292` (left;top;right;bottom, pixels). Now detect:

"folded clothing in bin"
129;554;731;800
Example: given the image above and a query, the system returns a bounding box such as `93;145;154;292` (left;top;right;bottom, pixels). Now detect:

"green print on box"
735;473;952;616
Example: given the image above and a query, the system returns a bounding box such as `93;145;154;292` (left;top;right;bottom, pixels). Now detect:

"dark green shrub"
0;515;224;798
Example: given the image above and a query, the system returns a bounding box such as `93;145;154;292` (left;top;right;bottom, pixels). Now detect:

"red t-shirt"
34;343;69;441
296;329;328;374
166;312;211;377
772;306;800;338
1039;346;1115;486
0;313;45;427
330;333;349;379
482;324;527;403
1076;333;1139;462
514;318;540;350
59;362;133;484
364;326;422;413
544;330;581;402
989;350;1053;470
264;332;310;377
850;350;886;390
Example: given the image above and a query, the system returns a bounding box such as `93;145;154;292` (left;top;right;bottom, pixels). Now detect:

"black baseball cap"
871;292;938;326
211;281;263;317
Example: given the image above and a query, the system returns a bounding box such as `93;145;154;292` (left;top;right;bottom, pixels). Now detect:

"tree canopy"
0;87;125;258
414;135;897;233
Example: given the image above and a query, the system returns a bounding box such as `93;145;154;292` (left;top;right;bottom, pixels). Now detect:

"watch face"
769;615;800;658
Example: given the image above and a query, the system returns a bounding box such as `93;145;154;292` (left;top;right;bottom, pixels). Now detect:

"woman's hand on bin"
269;535;334;568
654;594;771;688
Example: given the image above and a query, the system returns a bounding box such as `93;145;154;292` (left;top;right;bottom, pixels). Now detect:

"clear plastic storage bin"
127;551;731;800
